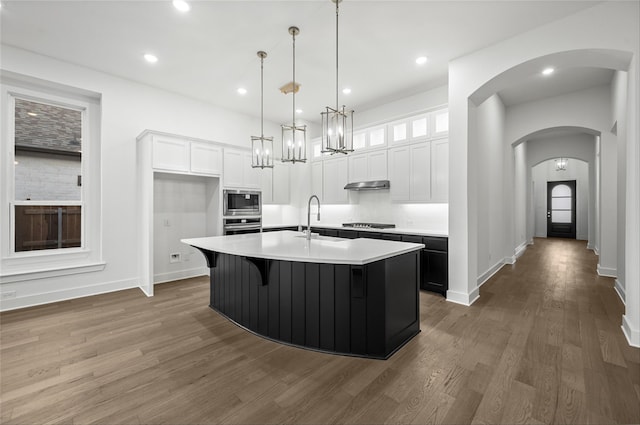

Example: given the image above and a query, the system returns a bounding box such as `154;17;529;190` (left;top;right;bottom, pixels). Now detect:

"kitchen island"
182;230;423;359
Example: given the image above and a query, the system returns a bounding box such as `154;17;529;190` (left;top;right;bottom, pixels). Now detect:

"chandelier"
321;0;353;155
251;51;274;169
281;26;307;163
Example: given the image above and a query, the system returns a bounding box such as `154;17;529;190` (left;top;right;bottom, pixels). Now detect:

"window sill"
0;261;106;283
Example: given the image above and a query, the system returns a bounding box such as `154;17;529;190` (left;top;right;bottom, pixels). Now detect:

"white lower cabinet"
389;140;448;202
322;157;349;204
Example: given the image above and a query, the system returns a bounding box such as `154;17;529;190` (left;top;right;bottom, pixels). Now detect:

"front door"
547;180;576;239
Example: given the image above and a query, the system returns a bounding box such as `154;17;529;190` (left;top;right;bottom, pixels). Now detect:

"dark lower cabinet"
205;251;421;359
274;226;449;297
422;250;448;296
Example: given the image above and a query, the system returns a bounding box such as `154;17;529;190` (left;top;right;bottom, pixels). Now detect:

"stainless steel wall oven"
222;189;261;235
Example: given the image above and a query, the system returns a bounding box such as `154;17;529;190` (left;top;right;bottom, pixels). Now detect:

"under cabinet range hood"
344;180;391;191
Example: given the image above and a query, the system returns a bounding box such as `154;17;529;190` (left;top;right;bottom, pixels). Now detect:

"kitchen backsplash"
263;190;448;232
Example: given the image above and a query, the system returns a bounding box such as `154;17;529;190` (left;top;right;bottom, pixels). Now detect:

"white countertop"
182;230;424;265
261;223;448;238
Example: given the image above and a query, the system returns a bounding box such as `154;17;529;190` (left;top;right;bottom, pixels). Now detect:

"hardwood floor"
1;238;638;424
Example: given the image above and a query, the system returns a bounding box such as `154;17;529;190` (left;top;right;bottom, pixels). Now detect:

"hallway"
475;237;639;424
1;239;638;424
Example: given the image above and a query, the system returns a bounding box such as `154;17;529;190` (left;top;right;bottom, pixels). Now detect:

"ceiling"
498;67;614;107
0;1;602;124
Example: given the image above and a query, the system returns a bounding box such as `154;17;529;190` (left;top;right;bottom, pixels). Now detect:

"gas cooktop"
342;222;396;229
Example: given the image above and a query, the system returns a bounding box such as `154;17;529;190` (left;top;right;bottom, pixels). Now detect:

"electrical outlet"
1;291;16;300
170;252;181;263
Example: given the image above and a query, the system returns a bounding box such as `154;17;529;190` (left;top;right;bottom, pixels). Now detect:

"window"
1;74;103;281
13;98;83;252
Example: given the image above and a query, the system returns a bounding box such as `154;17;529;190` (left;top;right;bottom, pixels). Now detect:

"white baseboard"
515;241;528;259
503;255;516;265
622;315;640;347
446;287;480;306
154;267;209;284
478;261;504;287
614;279;626;304
597;264;617;278
0;278;139;312
587;242;594;250
594;247;600;256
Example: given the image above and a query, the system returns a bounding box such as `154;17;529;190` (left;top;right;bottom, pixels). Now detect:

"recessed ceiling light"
27;112;38;117
415;56;428;65
342;88;351;95
144;53;158;64
542;67;555;76
237;87;247;95
296;109;303;114
172;0;190;12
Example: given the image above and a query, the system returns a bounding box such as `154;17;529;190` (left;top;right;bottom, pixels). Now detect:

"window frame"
1;76;103;282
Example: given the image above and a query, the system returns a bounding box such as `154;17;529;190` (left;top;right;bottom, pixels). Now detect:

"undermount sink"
294;233;347;243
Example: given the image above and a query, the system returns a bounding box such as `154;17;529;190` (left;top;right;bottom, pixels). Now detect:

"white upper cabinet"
152;135;190;172
311;161;323;202
410;143;431;202
431;138;449;202
430;108;449;139
311;106;448;204
261;164;290;205
368;126;387;149
389;120;409;145
242;152;260;189
222;149;243;187
348;150;388;183
190;142;222;175
152;135;221;176
351;126;386;152
348;154;368;183
388;146;411;201
388;113;431;145
224;148;259;189
322;157;349;204
388;141;447;203
368;150;388;181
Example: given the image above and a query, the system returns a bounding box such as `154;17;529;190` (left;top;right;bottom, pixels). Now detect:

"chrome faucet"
306;195;321;240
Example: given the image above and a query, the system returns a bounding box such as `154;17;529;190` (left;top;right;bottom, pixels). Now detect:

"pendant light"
555;158;568;171
251;51;274;169
281;26;307;163
321;0;353;155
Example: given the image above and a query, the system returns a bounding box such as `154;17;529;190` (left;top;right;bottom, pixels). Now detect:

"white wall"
532;159;589;239
0;45;282;310
475;94;508;283
612;71;628;301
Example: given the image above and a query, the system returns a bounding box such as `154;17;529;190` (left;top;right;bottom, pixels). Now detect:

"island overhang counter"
182;230;424;359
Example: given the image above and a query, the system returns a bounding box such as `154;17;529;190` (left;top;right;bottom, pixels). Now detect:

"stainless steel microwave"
223;189;261;217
